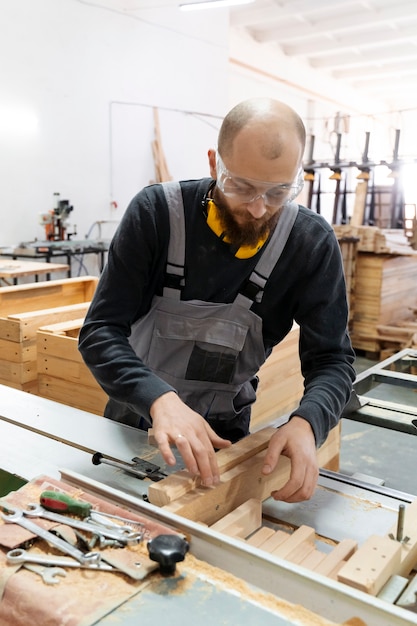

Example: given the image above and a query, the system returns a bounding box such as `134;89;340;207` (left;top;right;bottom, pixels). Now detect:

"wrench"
7;549;114;571
23;563;67;585
24;504;143;545
1;506;101;565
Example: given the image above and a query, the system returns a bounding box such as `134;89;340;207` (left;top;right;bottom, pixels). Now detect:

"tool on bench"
22;503;143;545
7;548;114;571
0;505;101;565
92;452;167;481
22;563;67;585
40;490;146;533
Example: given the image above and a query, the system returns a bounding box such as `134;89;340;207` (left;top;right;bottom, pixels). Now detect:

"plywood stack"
333;224;417;255
0;277;97;393
37;318;108;414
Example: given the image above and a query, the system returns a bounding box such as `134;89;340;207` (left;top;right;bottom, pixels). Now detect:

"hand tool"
40;490;145;532
6;548;114;571
0;506;101;565
40;490;92;517
23;503;143;545
92;452;167;481
23;563;67;585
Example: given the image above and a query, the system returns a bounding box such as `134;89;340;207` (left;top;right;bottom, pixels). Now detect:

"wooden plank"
256;529;290;553
0;303;90;343
271;525;315;559
0;359;37;383
313;539;357;577
210;499;262;539
298;549;326;571
0;276;97;315
285;540;315;565
160;426;339;525
37;375;107;415
245;526;276;548
337;535;402;595
37;353;99;387
148;426;277;506
0;337;36;363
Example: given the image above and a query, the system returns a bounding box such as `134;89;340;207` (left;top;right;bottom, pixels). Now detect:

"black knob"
147;534;189;576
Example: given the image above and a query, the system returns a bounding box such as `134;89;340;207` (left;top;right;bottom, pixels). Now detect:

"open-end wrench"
1;507;101;565
23;563;67;585
7;548;114;571
24;504;143;545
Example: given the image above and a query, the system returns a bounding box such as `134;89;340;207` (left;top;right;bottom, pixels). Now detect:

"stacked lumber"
37;318;108;414
350;252;417;353
0;277;97;392
336;235;359;328
251;323;303;430
333;225;417;255
148;426;417;600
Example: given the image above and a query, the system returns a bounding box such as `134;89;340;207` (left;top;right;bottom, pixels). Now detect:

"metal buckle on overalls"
240;280;264;303
164;274;185;290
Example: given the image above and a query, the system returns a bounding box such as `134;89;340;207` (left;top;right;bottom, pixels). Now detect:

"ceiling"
85;0;417;114
229;0;417;113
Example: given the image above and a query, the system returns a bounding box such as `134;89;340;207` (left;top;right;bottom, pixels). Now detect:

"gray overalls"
125;182;299;441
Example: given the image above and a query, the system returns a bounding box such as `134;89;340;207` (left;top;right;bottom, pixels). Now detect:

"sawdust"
178;553;366;626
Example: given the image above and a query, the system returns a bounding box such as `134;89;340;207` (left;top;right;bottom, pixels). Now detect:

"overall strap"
235;201;299;308
161;181;186;300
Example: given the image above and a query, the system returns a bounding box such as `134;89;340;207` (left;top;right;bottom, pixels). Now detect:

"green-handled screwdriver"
40;491;92;518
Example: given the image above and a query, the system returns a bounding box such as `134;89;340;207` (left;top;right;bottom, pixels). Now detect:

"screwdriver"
40;491;92;518
39;490;146;532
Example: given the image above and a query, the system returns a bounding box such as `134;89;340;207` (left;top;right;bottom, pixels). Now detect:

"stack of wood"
333;225;417;255
0;277;97;393
147;425;417;599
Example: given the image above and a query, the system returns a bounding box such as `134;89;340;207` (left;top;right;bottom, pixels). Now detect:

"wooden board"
337;535;402;595
159;425;340;525
0;276;97;316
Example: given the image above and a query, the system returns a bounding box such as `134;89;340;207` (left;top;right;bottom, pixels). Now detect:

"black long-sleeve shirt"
78;178;356;446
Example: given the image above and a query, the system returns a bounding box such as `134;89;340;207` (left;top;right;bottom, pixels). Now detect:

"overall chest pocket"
147;309;249;384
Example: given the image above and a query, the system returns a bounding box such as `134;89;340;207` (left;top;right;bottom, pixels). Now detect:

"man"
79;98;355;503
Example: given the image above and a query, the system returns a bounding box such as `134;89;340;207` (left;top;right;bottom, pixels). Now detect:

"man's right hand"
149;391;231;486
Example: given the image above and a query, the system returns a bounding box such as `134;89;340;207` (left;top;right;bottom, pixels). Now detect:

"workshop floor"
339;354;417;497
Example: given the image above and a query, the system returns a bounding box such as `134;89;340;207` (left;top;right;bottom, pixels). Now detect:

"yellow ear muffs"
206;200;268;259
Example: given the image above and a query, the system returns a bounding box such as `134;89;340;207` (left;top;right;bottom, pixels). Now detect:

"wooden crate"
37;318;108;414
350;252;417;353
251;323;303;430
0;277;98;391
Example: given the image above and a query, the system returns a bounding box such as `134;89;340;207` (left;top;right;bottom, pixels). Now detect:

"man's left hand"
261;416;318;502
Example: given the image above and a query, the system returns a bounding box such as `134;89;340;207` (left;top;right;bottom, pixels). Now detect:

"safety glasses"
215;152;302;207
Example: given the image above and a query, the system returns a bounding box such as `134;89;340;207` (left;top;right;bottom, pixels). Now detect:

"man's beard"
212;187;281;248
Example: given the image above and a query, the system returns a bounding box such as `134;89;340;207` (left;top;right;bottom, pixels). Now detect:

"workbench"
1;356;417;625
0;259;69;285
0;239;109;277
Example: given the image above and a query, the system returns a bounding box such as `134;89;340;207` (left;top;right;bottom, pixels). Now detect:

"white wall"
0;0;229;250
1;0;410;265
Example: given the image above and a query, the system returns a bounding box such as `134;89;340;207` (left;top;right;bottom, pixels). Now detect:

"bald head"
218;98;306;162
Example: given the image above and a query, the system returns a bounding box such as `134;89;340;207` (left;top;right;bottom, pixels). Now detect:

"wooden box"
0;277;98;391
350;252;417;353
37;318;108;414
